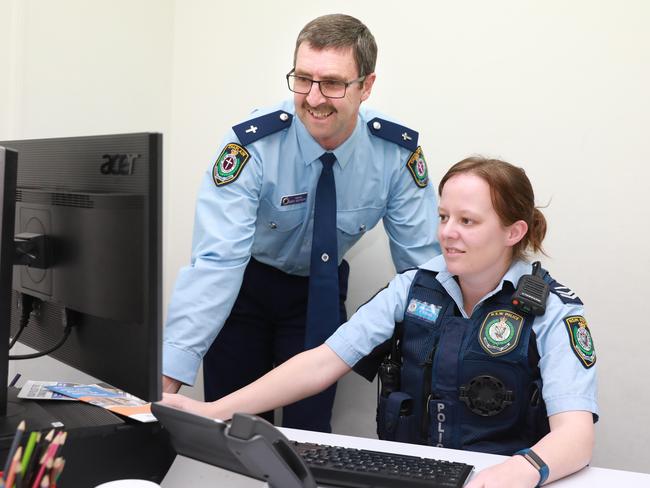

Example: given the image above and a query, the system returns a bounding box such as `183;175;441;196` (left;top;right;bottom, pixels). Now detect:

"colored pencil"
4;446;22;487
49;457;64;488
38;433;61;466
24;430;53;488
20;431;40;474
2;420;25;479
30;432;62;488
14;463;22;488
39;474;49;488
30;457;52;488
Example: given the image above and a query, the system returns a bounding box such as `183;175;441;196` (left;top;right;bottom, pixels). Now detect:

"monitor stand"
0;388;175;485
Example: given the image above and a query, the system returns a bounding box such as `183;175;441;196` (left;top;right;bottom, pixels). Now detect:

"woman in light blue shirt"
162;156;597;488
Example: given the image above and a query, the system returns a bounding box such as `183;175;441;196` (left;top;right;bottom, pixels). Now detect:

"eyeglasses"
286;69;366;99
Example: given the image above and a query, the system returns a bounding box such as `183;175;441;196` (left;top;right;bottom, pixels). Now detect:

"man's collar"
294;107;361;169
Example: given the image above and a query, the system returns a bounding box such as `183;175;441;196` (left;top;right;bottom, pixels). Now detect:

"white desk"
161;427;650;487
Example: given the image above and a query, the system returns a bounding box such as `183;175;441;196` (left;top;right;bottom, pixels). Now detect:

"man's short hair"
294;14;377;77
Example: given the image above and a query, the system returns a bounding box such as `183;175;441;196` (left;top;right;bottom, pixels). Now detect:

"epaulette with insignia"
367;117;419;152
547;277;583;305
212;110;293;187
367;118;429;188
232;110;293;146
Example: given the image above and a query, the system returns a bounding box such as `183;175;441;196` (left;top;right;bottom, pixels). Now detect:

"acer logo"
100;153;140;175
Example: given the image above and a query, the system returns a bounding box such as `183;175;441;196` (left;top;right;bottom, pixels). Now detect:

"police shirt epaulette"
547;277;584;305
232;110;293;146
367;117;419;152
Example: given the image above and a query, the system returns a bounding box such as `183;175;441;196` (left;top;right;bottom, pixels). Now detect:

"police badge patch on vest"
564;315;596;368
405;298;441;323
479;310;524;356
406;146;429;188
212;143;250;186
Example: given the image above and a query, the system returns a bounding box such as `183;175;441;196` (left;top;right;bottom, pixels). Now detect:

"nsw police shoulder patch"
212;143;250;187
564;315;596;368
406;146;429;188
479;310;524;356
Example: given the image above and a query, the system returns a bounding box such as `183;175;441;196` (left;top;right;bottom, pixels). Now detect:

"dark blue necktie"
305;152;339;349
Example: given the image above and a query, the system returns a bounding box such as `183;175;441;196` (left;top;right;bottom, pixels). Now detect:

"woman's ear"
506;220;528;247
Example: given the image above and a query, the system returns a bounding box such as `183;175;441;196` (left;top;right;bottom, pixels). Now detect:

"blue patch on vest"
367;117;419;152
232;110;293;146
405;298;441;323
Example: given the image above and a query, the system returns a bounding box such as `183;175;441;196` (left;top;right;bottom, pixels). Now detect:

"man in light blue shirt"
163;14;440;432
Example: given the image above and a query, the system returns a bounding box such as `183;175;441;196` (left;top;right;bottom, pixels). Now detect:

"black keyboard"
293;441;473;488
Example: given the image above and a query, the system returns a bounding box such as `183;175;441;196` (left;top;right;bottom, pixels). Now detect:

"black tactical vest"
376;269;550;455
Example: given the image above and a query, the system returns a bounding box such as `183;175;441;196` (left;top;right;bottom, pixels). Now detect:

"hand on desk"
465;455;540;488
160;393;224;419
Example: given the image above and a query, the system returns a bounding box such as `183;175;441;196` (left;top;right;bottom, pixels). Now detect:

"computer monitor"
0;147;18;417
0;133;162;412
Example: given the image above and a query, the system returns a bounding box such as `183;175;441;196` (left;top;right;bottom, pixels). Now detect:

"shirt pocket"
337;206;383;238
257;198;306;233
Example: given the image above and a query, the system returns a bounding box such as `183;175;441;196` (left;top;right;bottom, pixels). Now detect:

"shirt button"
321;253;329;262
359;224;366;232
372;121;381;130
279;112;289;122
269;221;277;229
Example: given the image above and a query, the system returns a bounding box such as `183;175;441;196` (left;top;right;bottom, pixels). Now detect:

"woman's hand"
465;455;540;488
158;345;350;421
159;392;226;419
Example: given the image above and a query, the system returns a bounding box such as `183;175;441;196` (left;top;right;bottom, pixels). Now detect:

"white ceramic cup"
94;480;160;488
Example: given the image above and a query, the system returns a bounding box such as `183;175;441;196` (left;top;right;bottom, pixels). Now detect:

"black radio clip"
378;324;403;398
511;261;549;316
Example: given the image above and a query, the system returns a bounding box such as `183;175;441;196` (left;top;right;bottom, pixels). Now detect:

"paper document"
46;383;156;423
18;380;79;400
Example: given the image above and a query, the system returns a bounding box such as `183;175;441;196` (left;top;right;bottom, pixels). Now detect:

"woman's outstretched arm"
160;344;351;419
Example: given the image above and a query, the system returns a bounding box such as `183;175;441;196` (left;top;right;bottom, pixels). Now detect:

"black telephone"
226;413;316;488
151;402;316;488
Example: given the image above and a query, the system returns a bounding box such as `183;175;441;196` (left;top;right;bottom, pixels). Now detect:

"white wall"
2;0;649;475
0;0;177;416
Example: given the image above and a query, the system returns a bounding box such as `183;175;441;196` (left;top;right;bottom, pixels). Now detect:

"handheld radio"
511;261;549;316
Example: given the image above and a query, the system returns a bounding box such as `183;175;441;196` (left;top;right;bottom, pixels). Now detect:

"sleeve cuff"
162;342;203;386
325;333;364;368
544;395;599;421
